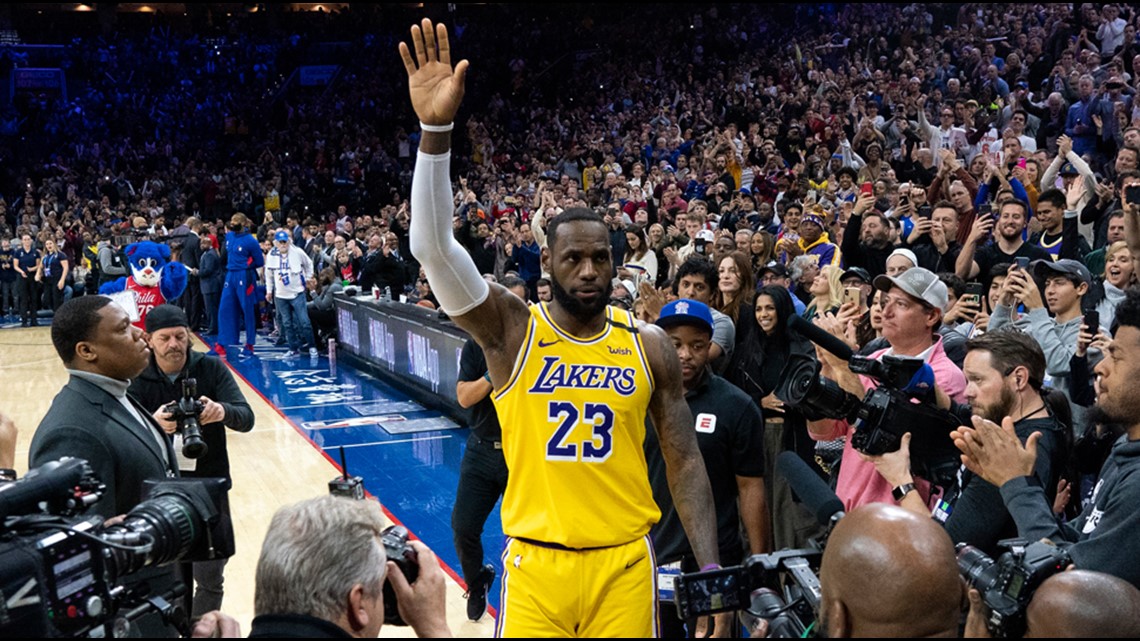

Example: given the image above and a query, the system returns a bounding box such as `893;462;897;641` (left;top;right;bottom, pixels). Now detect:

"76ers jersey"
492;303;659;548
125;278;165;329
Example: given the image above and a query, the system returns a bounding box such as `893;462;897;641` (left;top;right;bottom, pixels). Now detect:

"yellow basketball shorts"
495;535;658;638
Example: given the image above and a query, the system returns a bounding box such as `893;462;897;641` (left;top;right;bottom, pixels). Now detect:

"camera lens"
180;417;209;459
957;544;1000;593
107;492;198;576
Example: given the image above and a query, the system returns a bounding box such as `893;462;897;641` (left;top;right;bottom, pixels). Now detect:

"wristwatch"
892;482;916;502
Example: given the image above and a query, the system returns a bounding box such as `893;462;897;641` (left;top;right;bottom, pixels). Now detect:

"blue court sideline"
212;337;504;613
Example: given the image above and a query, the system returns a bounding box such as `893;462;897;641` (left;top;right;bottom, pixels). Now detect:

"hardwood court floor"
0;326;493;637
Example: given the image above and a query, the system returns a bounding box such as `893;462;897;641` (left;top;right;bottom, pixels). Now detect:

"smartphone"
860;182;874;197
1016;157;1027;169
977;203;992;219
1015;256;1031;270
1084;310;1100;332
1125;185;1140;205
917;205;933;219
964;282;984;301
844;286;863;308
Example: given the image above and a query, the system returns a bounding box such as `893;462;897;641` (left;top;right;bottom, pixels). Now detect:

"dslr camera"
164;377;208;458
957;539;1072;638
380;525;419;626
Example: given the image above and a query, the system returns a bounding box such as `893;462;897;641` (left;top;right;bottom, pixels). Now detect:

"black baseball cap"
840;266;872;285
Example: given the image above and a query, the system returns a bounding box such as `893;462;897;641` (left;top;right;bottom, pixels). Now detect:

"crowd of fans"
4;2;1140;634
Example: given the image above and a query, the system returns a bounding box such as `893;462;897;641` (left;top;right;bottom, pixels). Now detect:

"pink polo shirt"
811;336;967;511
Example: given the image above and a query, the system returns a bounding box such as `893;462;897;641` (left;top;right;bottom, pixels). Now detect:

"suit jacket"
30;374;179;518
199;249;224;295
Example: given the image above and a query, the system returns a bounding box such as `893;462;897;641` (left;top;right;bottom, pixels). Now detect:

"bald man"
966;570;1140;637
819;504;961;638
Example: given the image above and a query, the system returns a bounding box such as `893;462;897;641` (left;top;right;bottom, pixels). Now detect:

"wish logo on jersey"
528;355;637;396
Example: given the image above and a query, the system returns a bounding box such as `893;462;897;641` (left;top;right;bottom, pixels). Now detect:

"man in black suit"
358;230;408;295
29;294;181;636
198;236;223;334
173;216;203;329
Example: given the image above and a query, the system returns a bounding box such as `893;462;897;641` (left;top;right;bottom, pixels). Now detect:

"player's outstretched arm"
401;19;528;380
641;323;720;569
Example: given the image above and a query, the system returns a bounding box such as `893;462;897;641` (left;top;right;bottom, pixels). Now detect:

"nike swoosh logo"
538;338;561;348
625;555;645;570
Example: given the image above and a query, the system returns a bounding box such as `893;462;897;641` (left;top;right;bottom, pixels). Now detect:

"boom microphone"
776;451;845;526
787;314;855;362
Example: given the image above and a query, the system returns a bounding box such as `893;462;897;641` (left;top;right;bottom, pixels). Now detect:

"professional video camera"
775;315;963;485
675;453;841;635
957;539;1072;638
0;458;234;637
164;377;207;459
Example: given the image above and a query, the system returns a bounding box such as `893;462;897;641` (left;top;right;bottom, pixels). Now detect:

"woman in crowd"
38;237;70;313
736;285;826;550
749;229;776;279
618;224;658;288
1096;241;1134;332
716;251;755;332
788;255;819;306
647;222;670;287
802;263;843;322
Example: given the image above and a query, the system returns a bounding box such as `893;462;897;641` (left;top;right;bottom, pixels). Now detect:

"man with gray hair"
249;495;452;638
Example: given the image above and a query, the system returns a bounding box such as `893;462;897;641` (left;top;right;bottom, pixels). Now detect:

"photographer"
808;267;967;510
244;495;451;638
953;288;1140;588
129;304;254;618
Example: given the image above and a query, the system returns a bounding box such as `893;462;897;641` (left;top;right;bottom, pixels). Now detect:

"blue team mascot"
98;241;188;330
216;213;265;354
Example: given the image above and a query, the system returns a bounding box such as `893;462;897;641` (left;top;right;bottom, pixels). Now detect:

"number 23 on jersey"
546;400;614;462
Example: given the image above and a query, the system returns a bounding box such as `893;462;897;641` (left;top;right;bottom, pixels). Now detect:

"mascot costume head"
98;241;189;329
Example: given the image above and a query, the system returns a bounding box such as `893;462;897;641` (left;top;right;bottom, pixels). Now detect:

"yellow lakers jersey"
492;302;660;548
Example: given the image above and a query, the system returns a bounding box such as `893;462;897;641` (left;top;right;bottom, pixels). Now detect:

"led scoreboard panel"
334;294;467;410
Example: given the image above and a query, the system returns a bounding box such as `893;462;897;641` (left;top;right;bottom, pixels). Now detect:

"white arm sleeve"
409;151;490;316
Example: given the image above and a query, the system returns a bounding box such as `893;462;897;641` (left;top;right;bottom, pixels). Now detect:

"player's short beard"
551;274;612;323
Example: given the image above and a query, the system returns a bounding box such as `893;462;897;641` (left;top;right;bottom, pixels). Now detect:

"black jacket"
358;249;407;294
199;249;224;295
29;374;182;637
129;349;254;480
841;211;892;277
31;374;179;517
249;613;352;638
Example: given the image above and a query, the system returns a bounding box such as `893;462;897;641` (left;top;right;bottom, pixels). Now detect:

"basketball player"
401;20;719;637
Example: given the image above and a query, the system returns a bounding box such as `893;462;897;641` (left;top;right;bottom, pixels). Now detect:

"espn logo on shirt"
694;413;717;434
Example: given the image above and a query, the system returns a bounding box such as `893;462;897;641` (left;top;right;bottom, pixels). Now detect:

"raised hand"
399;19;469;126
